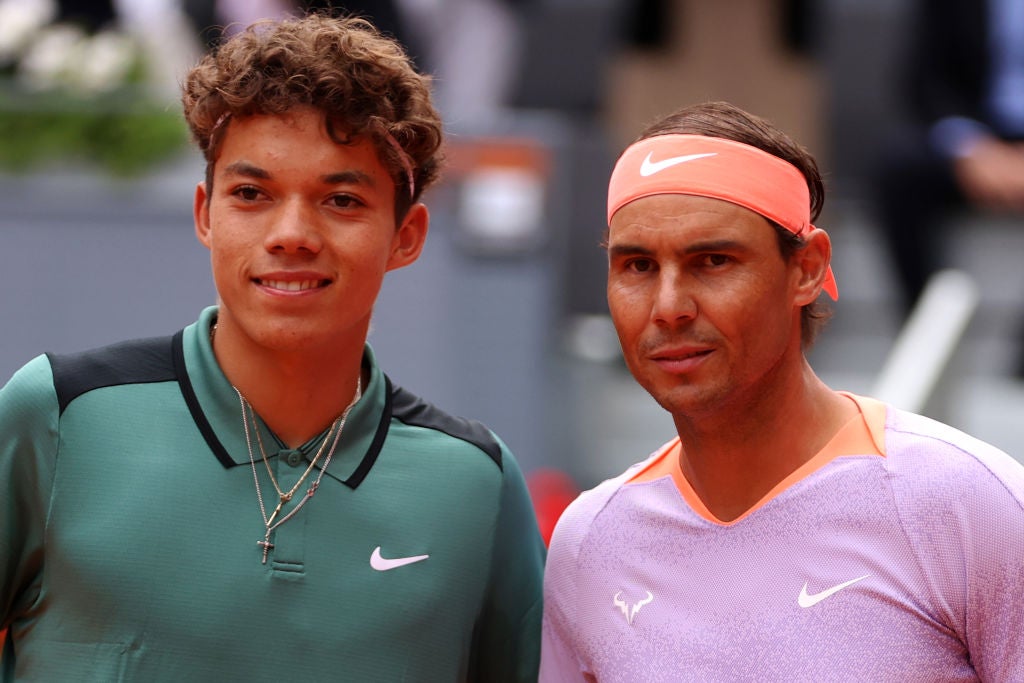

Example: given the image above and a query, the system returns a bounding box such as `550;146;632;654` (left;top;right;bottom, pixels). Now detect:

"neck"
672;360;856;522
212;323;366;447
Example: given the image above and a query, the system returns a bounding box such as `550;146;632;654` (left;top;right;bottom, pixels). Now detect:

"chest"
32;392;500;675
568;480;976;682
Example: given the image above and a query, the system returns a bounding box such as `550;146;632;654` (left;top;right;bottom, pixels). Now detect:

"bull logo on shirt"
613;590;654;625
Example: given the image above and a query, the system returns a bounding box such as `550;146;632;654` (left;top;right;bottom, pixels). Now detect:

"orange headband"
607;134;838;300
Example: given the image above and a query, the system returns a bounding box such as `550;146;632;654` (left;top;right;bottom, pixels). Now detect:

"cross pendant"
257;537;274;564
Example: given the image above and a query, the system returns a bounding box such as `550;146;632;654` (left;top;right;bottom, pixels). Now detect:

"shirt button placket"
271;449;307;568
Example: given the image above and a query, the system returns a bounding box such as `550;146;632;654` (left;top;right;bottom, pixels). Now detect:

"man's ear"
387;203;429;272
194;182;212;249
793;228;832;306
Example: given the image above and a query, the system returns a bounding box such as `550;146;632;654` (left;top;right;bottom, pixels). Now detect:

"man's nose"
652;271;697;324
265;199;323;254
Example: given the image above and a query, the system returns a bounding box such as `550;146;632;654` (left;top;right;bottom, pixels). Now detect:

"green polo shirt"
0;306;544;681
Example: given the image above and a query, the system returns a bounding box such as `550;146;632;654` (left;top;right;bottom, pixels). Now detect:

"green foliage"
0;83;189;176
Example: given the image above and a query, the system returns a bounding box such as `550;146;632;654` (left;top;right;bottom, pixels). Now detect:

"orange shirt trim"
626;393;888;525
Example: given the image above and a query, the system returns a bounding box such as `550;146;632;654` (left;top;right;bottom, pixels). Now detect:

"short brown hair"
181;13;444;218
636;101;832;347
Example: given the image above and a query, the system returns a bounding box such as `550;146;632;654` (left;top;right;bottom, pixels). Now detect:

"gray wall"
1;156;213;379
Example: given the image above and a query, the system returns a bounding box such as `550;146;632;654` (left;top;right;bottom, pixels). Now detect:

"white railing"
871;269;980;416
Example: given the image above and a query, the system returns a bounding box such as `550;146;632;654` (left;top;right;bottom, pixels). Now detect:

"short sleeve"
539;492;593;682
470;443;546;683
1;355;61;628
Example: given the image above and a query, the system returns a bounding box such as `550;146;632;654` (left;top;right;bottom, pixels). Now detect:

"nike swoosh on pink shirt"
797;574;870;608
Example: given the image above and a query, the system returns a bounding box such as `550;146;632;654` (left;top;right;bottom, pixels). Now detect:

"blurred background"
2;0;1023;522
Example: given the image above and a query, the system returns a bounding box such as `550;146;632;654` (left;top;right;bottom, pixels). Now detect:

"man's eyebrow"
220;164;375;187
321;170;375;186
607;243;653;258
223;161;270;179
607;239;748;258
681;239;747;254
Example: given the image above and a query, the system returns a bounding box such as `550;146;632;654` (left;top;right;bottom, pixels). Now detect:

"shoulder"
882;406;1024;565
883;406;1024;676
884;406;1024;504
388;380;505;471
546;450;662;573
1;355;62;494
1;354;60;426
45;335;178;414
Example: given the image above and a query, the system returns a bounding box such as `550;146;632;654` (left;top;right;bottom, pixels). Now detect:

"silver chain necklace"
235;378;362;564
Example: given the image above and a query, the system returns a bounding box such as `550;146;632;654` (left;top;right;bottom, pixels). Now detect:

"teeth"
261;279;324;291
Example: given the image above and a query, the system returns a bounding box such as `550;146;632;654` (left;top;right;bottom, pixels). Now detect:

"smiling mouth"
256;278;330;292
653;349;710;361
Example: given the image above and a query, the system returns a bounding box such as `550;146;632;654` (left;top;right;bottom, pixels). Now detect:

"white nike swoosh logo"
370;546;430;571
639;151;717;176
798;574;870;608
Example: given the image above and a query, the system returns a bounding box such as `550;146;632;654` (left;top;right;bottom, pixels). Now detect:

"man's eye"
628;259;654;273
329;194;362;209
704;254;730;267
235;186;261;201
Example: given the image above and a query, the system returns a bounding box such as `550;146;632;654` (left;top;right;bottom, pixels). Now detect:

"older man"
541;101;1024;681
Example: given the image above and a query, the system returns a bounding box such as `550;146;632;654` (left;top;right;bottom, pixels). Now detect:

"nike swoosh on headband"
639;151;718;177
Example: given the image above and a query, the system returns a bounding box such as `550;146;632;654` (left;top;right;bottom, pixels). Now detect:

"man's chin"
647;385;722;419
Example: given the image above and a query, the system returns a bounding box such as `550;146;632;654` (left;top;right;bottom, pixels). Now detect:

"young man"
0;14;544;681
540;101;1024;681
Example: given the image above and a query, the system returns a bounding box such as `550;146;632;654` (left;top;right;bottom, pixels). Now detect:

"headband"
607;134;838;300
383;132;416;199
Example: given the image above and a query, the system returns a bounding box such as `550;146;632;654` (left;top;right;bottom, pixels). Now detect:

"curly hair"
636;101;832;348
181;13;444;217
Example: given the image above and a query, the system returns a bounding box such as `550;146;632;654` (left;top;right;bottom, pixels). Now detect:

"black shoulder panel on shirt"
389;381;503;471
47;335;177;415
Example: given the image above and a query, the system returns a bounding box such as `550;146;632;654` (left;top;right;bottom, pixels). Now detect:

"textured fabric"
540;395;1024;682
1;306;545;682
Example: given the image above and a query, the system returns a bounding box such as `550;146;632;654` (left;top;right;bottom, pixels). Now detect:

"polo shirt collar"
174;306;389;489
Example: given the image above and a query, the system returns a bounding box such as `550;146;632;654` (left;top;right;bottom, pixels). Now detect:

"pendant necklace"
235;378;362;563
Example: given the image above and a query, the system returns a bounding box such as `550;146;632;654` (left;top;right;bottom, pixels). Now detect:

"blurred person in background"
0;13;544;680
872;0;1024;376
187;0;420;62
184;0;507;121
540;101;1024;681
54;0;115;28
